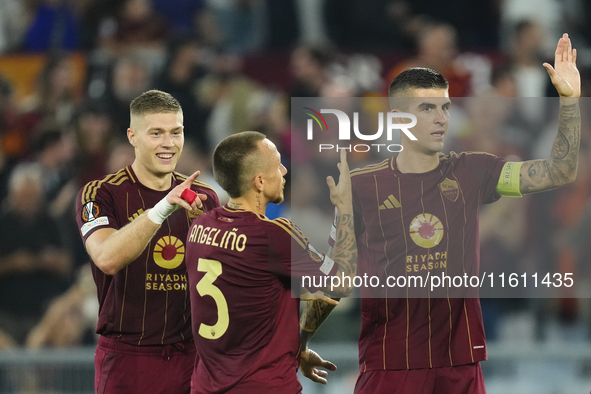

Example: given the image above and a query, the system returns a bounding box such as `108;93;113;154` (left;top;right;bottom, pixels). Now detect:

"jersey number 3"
197;258;229;339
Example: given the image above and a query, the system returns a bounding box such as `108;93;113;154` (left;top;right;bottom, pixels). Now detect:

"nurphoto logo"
303;107;418;153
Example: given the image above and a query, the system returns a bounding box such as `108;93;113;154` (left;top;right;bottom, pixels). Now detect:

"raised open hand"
544;33;581;98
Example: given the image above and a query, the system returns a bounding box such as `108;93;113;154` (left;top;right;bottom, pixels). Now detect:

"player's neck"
131;162;172;191
396;151;440;174
227;194;266;216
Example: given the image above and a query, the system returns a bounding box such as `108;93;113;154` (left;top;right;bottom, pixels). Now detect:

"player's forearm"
328;208;357;297
299;298;339;350
549;99;580;183
90;213;161;275
520;100;581;194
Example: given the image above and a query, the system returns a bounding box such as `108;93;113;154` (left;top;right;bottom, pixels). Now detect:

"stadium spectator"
26;265;98;348
324;0;413;51
387;22;473;97
206;0;260;54
0;0;28;53
24;0;79;52
289;43;336;98
19;55;80;148
72;101;116;187
152;0;206;37
103;55;153;131
196;51;266;147
97;0;168;56
508;19;555;98
0;163;73;345
155;37;209;150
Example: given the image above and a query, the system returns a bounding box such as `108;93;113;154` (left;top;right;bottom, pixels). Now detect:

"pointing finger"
185;170;200;186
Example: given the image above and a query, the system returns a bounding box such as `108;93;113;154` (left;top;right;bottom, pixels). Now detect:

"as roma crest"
440;178;459;202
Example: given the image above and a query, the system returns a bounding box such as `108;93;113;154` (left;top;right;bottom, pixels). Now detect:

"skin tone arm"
299;150;357;383
85;171;206;275
322;149;357;297
519;33;581;194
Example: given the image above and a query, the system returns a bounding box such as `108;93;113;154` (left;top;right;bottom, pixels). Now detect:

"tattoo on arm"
298;211;357;346
331;213;357;290
551;128;570;160
520;102;581;194
300;298;339;349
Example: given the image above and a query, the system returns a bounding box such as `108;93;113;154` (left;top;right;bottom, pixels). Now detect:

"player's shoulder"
173;172;219;196
79;167;133;204
256;215;293;233
350;158;392;179
440;151;497;166
256;215;308;248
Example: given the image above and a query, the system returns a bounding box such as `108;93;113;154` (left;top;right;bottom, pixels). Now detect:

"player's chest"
356;175;480;241
359;175;471;212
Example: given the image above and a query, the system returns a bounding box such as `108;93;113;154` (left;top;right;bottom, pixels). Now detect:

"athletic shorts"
354;363;485;394
94;336;197;394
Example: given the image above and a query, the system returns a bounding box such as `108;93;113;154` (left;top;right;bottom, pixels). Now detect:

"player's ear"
391;109;406;125
127;128;137;147
253;173;264;192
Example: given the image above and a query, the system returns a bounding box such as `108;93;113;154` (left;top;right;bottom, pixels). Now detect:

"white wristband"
147;196;181;224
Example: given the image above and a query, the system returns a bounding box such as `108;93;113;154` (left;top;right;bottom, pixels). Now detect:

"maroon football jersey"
75;166;220;346
185;206;338;394
348;152;505;371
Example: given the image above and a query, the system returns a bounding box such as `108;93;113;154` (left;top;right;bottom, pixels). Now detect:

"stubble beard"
270;191;284;205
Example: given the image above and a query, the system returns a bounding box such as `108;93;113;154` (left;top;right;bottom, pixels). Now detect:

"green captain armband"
495;162;523;198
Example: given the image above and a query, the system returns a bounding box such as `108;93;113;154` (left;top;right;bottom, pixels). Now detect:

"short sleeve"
464;153;507;204
75;182;119;242
193;184;221;212
267;219;338;291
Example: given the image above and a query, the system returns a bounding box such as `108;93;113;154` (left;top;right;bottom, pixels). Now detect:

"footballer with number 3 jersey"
186;132;357;394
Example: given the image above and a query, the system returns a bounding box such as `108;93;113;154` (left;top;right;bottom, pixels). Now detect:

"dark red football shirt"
75;166;220;346
348;152;505;371
186;206;338;394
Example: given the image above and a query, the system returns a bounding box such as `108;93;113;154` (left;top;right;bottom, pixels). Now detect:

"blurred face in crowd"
10;175;43;217
419;25;457;65
291;47;323;82
113;60;150;102
516;23;544;58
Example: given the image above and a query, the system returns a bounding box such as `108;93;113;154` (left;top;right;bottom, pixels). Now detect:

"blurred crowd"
0;0;590;352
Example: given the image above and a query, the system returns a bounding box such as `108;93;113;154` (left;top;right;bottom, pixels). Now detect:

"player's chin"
271;193;284;205
156;160;178;173
429;141;445;152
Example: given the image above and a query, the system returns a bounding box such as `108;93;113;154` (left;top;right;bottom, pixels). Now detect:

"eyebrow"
148;126;184;132
417;101;452;109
